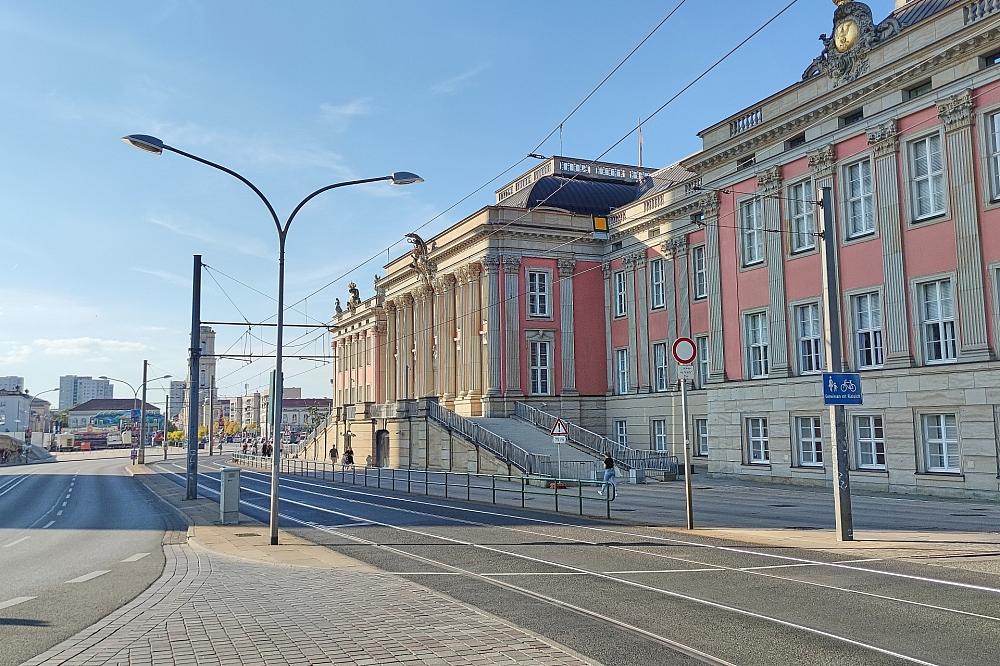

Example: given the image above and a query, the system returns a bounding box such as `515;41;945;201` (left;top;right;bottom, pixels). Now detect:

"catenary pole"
163;394;169;460
819;187;854;541
138;360;148;464
185;254;202;500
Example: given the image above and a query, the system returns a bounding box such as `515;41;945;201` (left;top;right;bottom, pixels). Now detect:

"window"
653;343;669;392
695;419;708;456
615;349;629;394
987;111;1000;201
614;419;628;447
744;312;769;379
692;246;707;298
697;336;709;387
650;259;665;309
740;199;764;265
908;134;946;220
652;419;667;451
788;180;816;252
529;341;551;395
746;417;769;464
919;279;956;363
854;415;885;470
845;160;875;237
980;49;1000;69
614;271;628;317
527;271;550;317
795;303;823;374
736;154;756;170
854;292;884;369
612;240;623;251
796;416;823;467
840;108;864;127
785;132;806;150
904;80;932;101
922;413;960;473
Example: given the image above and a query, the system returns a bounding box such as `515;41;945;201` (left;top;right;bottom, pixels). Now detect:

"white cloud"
33;337;149;357
319;97;374;129
132;267;189;286
147;214;271;259
0;343;31;365
430;64;487;96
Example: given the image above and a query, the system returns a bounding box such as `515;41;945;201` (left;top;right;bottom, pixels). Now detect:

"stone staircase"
467;416;601;480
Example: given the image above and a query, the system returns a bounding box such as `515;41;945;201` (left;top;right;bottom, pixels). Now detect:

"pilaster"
867;120;912;368
483;255;502;398
759;165;790;377
624;253;639;392
558;258;578;395
701;194;726;382
602;262;614;394
632;251;651;392
468;262;484;399
810;145;847;371
674;239;691;340
503;255;522;396
659;242;678;384
938;90;991;360
385;299;397;404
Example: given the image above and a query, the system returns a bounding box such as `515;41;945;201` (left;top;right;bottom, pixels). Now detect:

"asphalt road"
155;457;1000;666
0;457;184;666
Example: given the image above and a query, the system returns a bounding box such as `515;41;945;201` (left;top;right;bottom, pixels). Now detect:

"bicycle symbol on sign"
840;379;857;392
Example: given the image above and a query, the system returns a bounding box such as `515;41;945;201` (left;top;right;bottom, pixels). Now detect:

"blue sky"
0;1;898;408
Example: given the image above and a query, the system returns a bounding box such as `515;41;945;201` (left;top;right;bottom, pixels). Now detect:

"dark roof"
893;0;963;28
502;176;640;217
282;399;331;408
69;399;159;412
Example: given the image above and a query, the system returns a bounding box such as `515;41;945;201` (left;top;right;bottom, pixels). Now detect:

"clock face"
834;18;859;53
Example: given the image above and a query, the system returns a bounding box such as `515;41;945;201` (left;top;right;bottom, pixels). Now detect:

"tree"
198;425;207;439
223;420;240;436
166;420;179;433
167;431;184;443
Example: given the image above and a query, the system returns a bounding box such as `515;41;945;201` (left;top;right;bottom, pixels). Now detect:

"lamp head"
390;171;424;186
98;376;109;380
121;134;164;155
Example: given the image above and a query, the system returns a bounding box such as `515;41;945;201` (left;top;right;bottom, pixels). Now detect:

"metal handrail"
426;401;549;475
230;453;616;518
513;402;678;472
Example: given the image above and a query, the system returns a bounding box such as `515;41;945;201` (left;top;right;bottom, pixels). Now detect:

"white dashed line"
2;536;30;548
56;510;63;516
121;552;150;562
0;596;36;610
43;521;55;528
62;501;68;507
64;570;111;584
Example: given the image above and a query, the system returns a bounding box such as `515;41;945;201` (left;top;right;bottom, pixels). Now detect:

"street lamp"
101;370;170;462
123;133;423;546
28;388;59;446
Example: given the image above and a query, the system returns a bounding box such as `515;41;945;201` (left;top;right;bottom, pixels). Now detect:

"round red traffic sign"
672;337;697;364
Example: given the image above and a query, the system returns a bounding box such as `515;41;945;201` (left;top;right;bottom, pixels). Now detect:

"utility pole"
819;187;854;541
138;360;148;464
185;254;202;500
209;376;215;456
163;394;169;461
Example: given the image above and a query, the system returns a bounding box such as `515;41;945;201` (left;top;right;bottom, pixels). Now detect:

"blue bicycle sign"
823;373;863;405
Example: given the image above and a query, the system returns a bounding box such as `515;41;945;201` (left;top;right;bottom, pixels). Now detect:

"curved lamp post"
101;372;170;462
122;133;422;545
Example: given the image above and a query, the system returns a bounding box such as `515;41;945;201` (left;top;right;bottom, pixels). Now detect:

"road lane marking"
62;501;68;507
2;536;30;548
0;475;28;497
43;520;55;528
0;596;36;610
121;552;150;562
0;474;25;492
64;570;111;584
56;510;63;516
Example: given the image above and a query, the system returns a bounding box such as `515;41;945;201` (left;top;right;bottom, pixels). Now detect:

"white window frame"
853;291;884;369
696;336;709;387
615;348;629;395
921;413;960;473
692;246;707;298
739;198;764;266
526;270;550;318
614;270;628;318
529;340;551;396
907;133;947;221
853;414;886;470
746;417;769;465
918;278;957;364
844;158;875;238
650;259;666;309
652;342;669;392
795;416;823;467
988;110;1000;202
794;302;823;374
695;418;708;456
787;179;816;253
744;311;769;379
614;419;628;447
651;419;668;452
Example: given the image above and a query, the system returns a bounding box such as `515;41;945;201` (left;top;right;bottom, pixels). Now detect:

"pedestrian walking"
242;443;248;455
342;449;354;466
365;454;372;467
329;445;338;462
597;451;616;496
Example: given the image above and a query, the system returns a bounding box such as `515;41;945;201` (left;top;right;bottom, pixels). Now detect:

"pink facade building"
325;0;1000;498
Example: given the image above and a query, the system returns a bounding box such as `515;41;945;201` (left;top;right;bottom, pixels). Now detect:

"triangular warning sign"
550;418;569;437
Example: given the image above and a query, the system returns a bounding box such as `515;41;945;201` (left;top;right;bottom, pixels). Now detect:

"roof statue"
347;282;361;314
334;298;343;315
405;232;437;288
802;1;901;84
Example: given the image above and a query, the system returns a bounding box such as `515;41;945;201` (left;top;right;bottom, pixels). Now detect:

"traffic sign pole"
672;338;696;530
820;187;854;542
550;419;569;479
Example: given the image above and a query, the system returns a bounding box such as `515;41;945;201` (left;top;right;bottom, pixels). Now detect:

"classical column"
503;255;522;396
483;255;502;396
938;90;991;361
419;285;436;397
623;254;639;392
439;275;457;403
633;251;651;392
759;165;790;377
809;144;846;371
454;267;468;399
558;258;578;395
701;194;726;382
602;261;614;393
659;243;677;384
675;240;691;340
403;292;416;398
468;262;484;399
867;120;911;368
384;301;397;404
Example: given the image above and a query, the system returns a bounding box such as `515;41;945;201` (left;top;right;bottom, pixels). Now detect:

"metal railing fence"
231;453;616;519
426;401;550;475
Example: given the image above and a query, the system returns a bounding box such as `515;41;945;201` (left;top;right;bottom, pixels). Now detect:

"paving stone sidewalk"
23;541;590;666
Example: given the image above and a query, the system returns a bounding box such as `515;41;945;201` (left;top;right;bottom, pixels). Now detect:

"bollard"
521;476;525;508
492;475;496;505
219;467;240;525
578;481;583;516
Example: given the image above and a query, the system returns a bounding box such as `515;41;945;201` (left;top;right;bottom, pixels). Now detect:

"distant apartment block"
58;375;113;410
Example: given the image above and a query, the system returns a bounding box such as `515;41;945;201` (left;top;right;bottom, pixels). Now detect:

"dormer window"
736;154;756;171
840;109;864;127
904;80;932;101
785;133;806;151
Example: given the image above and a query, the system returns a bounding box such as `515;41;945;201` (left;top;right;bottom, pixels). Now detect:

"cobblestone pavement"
23;542;590;666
